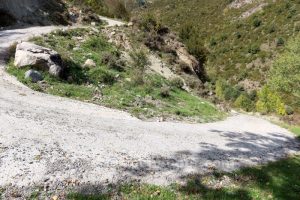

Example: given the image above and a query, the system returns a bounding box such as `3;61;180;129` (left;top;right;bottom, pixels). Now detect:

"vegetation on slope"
139;0;300;121
65;0;131;20
7;27;223;122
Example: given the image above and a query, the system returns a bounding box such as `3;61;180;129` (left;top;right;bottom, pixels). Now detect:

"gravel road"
0;24;299;192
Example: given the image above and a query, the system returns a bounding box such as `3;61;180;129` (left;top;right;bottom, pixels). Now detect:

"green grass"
66;155;300;200
7;27;223;122
278;122;300;139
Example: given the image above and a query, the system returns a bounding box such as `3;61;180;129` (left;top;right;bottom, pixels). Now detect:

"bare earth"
0;24;299;191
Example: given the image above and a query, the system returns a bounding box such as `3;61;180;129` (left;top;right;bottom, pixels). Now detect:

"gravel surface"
0;23;299;196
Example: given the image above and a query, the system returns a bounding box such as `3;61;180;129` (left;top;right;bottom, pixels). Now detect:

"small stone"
73;47;81;51
91;22;96;26
52;195;58;200
24;70;43;83
83;59;96;68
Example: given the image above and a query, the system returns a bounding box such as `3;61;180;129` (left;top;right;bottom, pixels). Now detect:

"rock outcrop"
0;0;69;26
14;42;63;77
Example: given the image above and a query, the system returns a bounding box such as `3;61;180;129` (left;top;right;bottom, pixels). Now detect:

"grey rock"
83;59;96;68
14;42;63;77
24;70;43;83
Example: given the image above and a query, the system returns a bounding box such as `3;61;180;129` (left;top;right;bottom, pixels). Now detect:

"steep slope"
0;0;69;26
141;0;300;87
139;0;300;120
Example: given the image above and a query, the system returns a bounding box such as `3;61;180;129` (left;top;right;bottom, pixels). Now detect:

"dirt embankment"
0;0;69;27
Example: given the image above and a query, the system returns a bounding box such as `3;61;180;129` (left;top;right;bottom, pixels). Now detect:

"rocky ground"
0;20;299;199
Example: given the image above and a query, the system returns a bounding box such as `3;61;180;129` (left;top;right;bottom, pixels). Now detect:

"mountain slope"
142;0;300;86
139;0;300;121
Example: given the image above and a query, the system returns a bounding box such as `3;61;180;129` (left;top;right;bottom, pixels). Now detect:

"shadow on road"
64;131;300;199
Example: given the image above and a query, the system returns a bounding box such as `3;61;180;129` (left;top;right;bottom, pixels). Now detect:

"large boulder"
14;42;63;77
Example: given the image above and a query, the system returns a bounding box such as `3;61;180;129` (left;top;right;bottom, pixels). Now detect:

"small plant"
234;94;255;112
88;68;116;85
248;44;260;54
160;86;171;98
215;79;240;101
130;50;149;85
256;86;286;115
170;77;184;89
276;37;285;46
253;18;262;28
7;42;17;60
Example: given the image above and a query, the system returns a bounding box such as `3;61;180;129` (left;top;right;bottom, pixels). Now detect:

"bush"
160;86;171;98
101;52;125;71
170;77;184;89
215;80;241;101
234;94;255;112
130;50;149;85
139;14;161;32
269;34;300;98
179;23;194;41
253;18;262;28
256;86;286;115
276;38;285;46
7;42;17;60
88;68;116;85
248;44;260;54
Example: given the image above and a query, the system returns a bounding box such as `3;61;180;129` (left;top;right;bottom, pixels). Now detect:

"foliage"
129;49;149;85
215;80;241;102
269;34;300;97
170;77;184;89
160;86;171;98
66;0;130;20
139;14;163;32
141;0;300;85
8;28;223;122
256;86;286;115
234;94;255;112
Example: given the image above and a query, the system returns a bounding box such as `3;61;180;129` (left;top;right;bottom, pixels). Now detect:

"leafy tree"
256;86;286;115
269;34;300;98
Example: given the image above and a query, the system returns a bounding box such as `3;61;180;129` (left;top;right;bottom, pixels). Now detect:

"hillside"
0;1;300;199
0;0;69;26
139;0;300;122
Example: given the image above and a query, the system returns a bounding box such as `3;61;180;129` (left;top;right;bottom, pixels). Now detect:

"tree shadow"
67;130;300;199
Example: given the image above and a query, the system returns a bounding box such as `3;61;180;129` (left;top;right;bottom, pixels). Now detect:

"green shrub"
248;44;260;54
234;94;255;112
129;50;149;85
170;77;184;89
253;18;262;28
276;38;285;46
269;34;300;97
256;86;286;115
160;86;171;98
215;80;241;101
179;23;194;42
88;68;116;85
215;79;227;100
139;14;162;32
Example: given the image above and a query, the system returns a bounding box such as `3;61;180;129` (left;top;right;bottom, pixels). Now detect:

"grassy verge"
7;27;223;122
279;123;300;139
65;155;300;200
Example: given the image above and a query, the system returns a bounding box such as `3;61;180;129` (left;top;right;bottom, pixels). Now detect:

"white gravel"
0;25;299;190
